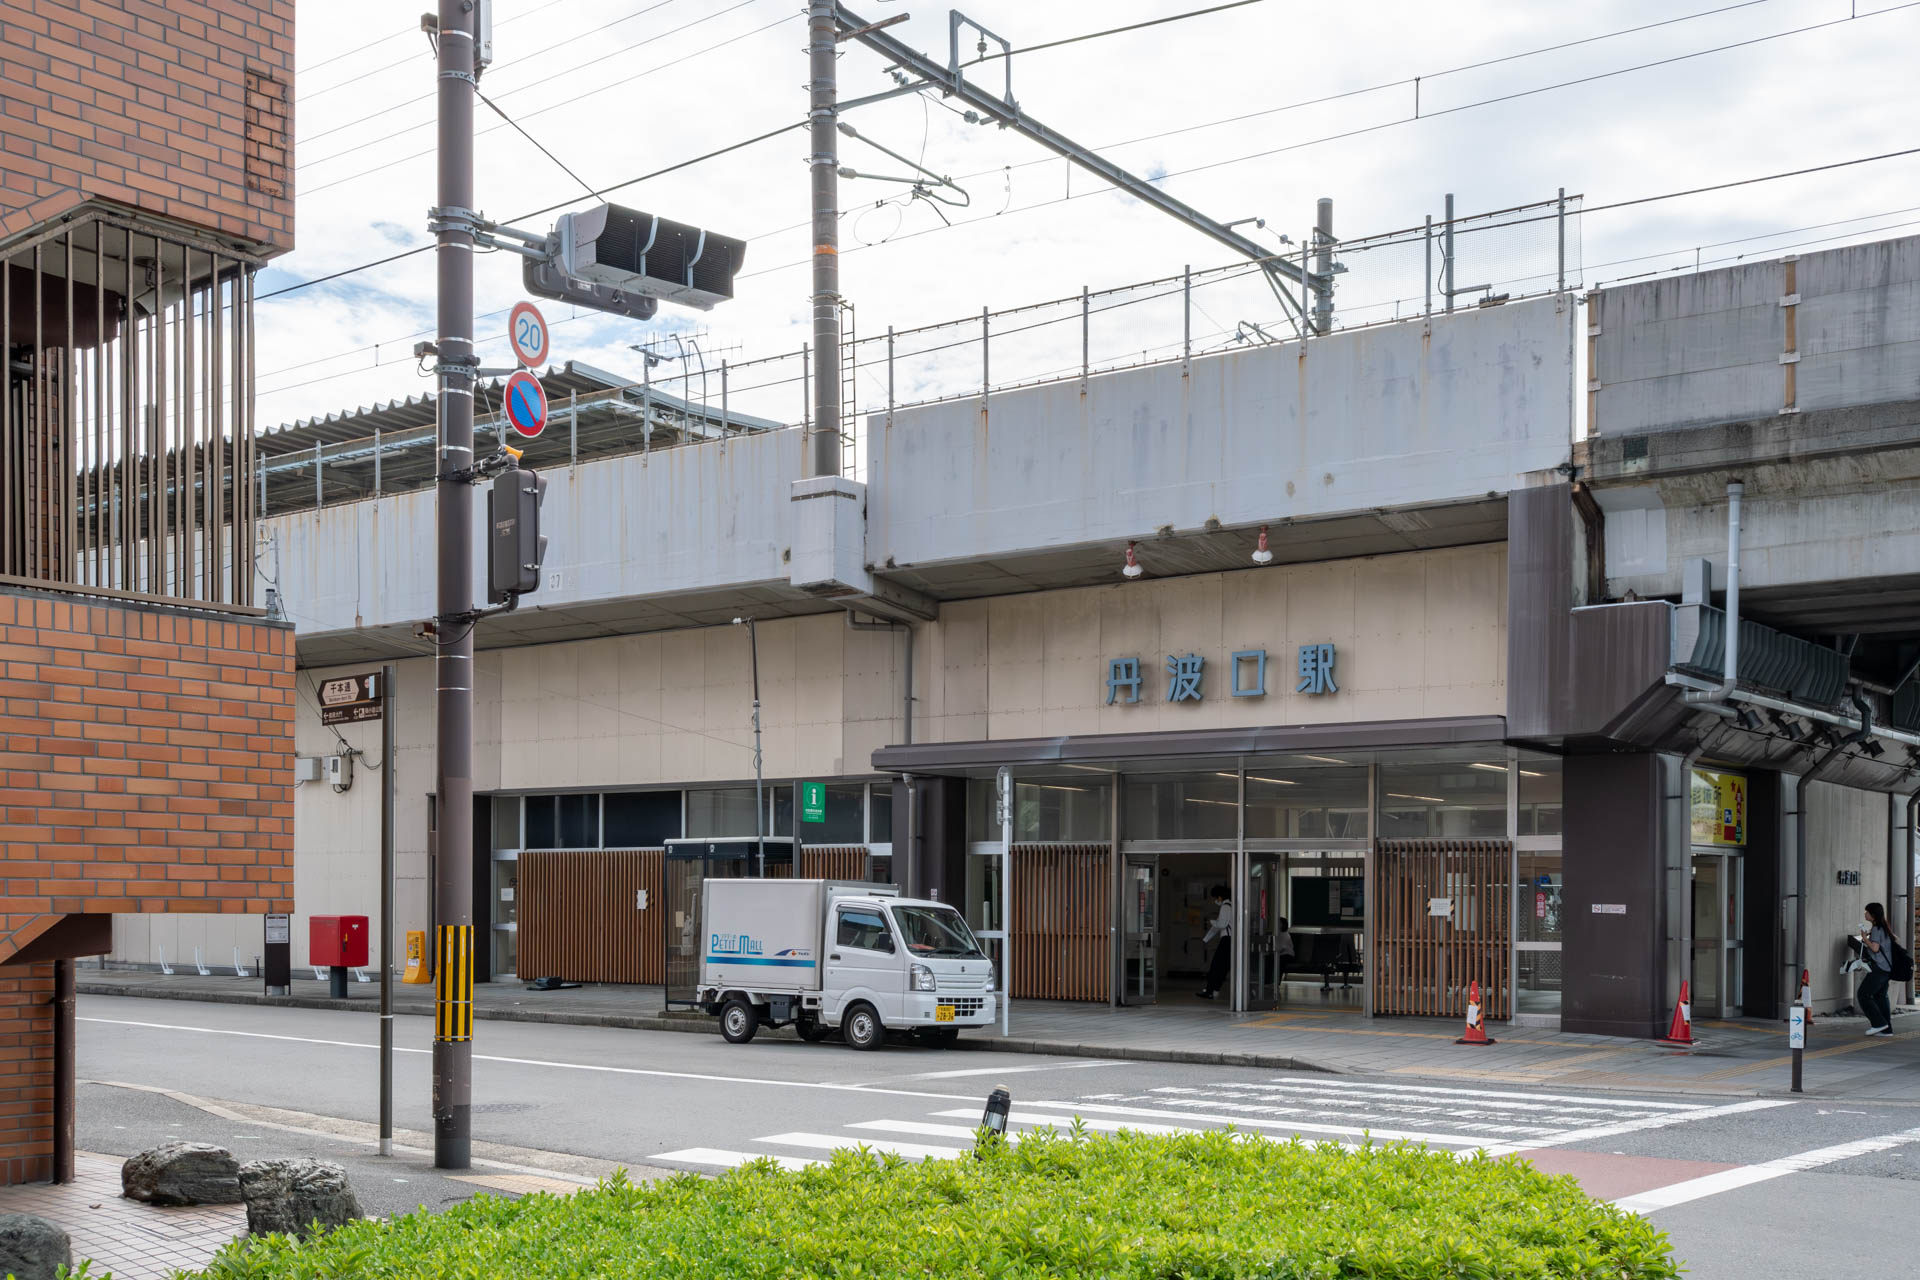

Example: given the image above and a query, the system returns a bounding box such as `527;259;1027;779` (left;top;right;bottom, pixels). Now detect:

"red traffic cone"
1455;979;1496;1046
1658;981;1695;1046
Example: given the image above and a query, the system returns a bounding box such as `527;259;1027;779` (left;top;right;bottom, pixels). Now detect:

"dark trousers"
1204;936;1231;996
1858;967;1892;1030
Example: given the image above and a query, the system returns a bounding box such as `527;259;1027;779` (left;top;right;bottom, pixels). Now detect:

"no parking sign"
503;368;548;438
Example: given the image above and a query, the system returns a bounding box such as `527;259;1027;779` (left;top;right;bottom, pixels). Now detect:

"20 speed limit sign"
508;301;549;368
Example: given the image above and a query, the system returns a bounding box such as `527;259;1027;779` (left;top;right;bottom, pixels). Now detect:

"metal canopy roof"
257;360;783;517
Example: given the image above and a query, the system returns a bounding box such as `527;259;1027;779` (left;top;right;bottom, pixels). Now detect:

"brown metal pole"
52;957;76;1183
806;0;841;477
432;0;476;1169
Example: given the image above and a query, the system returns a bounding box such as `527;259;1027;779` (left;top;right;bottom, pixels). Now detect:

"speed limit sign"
508;301;549;368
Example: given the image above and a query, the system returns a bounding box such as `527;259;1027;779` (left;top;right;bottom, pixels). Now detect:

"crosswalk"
651;1075;1786;1173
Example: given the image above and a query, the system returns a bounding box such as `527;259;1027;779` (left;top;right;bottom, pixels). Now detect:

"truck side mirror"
878;934;895;954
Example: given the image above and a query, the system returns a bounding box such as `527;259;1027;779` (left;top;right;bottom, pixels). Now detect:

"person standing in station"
1198;884;1233;1001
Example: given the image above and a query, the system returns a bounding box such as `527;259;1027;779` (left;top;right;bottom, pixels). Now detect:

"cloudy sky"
262;0;1920;439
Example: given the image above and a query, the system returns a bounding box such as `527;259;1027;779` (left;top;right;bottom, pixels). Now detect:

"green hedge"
180;1127;1678;1280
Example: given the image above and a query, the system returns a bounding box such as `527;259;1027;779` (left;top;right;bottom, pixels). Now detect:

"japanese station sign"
1103;644;1338;705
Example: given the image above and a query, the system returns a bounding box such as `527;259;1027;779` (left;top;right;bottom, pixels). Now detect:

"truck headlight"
986;964;996;990
911;963;937;992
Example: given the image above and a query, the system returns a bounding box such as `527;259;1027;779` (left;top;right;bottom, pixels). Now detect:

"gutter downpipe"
1906;787;1919;1007
1684;480;1743;713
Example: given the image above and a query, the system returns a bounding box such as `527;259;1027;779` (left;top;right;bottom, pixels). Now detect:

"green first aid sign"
800;781;825;824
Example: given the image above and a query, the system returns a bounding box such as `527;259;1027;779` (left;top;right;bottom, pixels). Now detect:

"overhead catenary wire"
250;142;1920;410
251;1;1915;395
960;0;1268;65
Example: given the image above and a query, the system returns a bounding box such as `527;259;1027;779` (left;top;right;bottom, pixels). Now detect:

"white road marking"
1476;1099;1794;1158
1131;1087;1566;1138
652;1147;820;1172
1263;1076;1708;1111
930;1107;1230;1137
1013;1098;1494;1147
862;1060;1122;1082
1612;1125;1920;1214
850;1119;1015;1142
79;1016;979;1103
1221;1080;1702;1117
759;1131;969;1160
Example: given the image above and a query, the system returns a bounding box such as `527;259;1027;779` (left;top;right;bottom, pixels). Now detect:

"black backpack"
1890;935;1914;983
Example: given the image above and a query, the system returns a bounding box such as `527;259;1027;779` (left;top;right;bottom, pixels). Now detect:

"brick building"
0;0;295;1185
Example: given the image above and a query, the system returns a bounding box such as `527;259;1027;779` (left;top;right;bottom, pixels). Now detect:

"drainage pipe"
1685;480;1742;707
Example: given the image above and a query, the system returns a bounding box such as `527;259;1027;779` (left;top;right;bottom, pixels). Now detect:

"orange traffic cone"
1455;979;1496;1046
1658;981;1695;1046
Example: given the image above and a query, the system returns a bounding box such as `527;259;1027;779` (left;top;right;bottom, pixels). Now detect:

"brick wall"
0;965;54;1185
0;0;295;252
0;588;296;963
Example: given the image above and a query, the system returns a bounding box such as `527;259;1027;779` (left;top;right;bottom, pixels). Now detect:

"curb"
77;981;1338;1074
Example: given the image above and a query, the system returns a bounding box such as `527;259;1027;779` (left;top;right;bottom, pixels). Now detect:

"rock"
121;1141;243;1206
239;1159;362;1237
0;1213;71;1280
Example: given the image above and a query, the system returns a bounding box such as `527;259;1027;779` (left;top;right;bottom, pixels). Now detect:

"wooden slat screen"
518;848;872;984
800;846;867;880
518;849;665;984
1372;839;1513;1021
1010;843;1109;1002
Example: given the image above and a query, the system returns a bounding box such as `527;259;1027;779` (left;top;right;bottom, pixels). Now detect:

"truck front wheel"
842;1002;884;1051
720;997;760;1045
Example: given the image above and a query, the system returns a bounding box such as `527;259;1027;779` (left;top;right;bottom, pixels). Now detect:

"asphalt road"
78;995;1920;1277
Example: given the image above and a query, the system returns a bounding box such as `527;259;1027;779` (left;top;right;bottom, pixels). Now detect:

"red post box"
310;915;369;968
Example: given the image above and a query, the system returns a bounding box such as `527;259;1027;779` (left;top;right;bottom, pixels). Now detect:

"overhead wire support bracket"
832;3;1307;332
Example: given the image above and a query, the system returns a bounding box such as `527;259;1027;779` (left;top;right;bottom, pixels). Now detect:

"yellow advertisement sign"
1689;770;1747;847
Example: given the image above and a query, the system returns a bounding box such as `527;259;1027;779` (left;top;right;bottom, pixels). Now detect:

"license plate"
935;1004;955;1022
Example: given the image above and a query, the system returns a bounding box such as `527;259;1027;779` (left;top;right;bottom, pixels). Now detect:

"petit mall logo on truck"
708;932;816;966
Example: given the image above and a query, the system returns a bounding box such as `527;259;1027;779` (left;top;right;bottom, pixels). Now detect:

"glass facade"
967;778;1111;843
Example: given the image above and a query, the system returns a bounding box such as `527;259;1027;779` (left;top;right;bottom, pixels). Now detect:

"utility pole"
1312;198;1334;336
431;0;476;1171
807;0;841;478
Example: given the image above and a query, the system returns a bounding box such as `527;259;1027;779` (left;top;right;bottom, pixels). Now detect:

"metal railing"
1;206;262;607
256;191;1581;514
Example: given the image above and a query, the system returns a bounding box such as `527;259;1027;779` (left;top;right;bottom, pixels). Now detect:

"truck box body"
698;877;994;1046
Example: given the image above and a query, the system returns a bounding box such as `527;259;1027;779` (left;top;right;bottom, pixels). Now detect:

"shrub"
180;1127;1679;1279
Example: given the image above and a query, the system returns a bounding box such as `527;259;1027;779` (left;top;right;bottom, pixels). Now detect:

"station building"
105;234;1920;1038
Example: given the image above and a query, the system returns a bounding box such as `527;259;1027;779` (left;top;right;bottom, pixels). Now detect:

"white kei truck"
697;879;996;1050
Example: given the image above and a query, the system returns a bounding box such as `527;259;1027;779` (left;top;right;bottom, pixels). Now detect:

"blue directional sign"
504;368;548;438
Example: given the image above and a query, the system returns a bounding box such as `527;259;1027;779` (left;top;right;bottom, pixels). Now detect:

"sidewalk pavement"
78;967;1920;1101
0;1152;245;1280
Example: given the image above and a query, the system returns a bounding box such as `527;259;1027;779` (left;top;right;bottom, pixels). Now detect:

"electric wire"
298;11;799;198
299;0;758;168
959;0;1268;65
257;118;806;304
476;87;597;199
296;0;573;103
251;2;1912;390
300;0;681;148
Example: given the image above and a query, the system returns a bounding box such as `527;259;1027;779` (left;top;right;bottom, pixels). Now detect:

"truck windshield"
891;906;983;958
